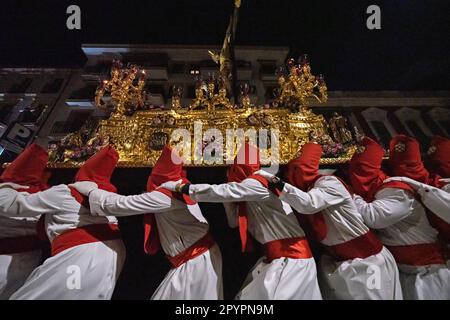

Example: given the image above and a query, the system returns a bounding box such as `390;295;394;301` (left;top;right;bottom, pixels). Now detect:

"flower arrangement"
48;129;109;163
322;142;347;158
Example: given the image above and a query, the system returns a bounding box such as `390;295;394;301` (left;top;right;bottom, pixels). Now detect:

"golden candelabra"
275;55;328;112
95;60;147;118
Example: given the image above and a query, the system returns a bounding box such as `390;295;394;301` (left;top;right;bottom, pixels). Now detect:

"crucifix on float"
208;0;241;104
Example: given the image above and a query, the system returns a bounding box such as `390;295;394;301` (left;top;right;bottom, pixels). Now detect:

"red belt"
325;231;383;262
386;242;446;266
263;237;312;263
167;233;215;268
0;235;42;255
51;224;122;256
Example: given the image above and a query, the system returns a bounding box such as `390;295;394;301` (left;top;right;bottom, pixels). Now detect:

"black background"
1;0;450;90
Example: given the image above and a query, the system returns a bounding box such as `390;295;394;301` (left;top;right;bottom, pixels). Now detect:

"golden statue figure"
208;0;241;99
329;112;353;144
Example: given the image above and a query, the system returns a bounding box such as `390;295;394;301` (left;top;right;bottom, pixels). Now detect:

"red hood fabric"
428;135;450;178
147;145;190;192
227;143;260;183
285;143;323;191
389;135;428;182
227;143;260;252
74;145;119;193
389;135;442;187
0;143;49;194
285;142;328;242
349;137;386;200
144;145;194;255
349;137;413;201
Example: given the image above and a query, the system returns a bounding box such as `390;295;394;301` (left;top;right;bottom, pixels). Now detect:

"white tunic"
188;178;323;300
279;176;402;300
411;182;450;267
412;183;450;224
5;185;125;300
443;183;450;193
354;188;450;300
0;188;43;299
87;188;223;300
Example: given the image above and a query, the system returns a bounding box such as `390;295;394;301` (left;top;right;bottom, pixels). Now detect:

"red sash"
386;242;446;266
263;237;312;262
143;188;198;256
324;231;383;261
0;235;42;255
167;233;215;268
51;223;121;256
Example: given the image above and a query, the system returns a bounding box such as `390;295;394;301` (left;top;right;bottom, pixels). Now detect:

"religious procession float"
48;2;361;168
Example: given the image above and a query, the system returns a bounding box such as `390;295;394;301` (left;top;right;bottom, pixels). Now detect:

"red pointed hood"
227;143;260;183
286;142;323;190
0;143;49;193
147;145;189;191
427;135;450;178
389;135;441;186
74;145;119;193
349;137;388;201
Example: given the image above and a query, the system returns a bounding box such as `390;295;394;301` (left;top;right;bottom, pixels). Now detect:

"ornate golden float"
48;54;358;168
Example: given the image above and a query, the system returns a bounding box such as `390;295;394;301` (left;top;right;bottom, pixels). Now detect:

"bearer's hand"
254;170;275;180
159;179;183;192
68;181;98;196
440;178;450;184
383;176;424;190
0;182;30;190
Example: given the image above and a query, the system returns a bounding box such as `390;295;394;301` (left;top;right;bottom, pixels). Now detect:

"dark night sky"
0;0;449;90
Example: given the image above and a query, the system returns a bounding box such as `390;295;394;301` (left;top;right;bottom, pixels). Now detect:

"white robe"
280;176;402;300
409;181;450;267
0;188;43;299
443;183;450;193
3;185;125;300
354;188;450;300
87;188;223;300
188;178;323;300
411;182;450;224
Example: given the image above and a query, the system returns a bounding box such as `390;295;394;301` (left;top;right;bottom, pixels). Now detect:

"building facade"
0;44;449;163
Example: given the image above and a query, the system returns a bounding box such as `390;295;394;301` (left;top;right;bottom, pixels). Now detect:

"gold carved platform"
48;106;356;168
